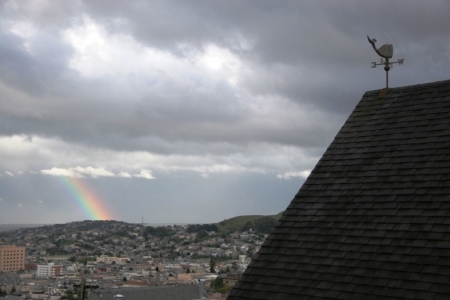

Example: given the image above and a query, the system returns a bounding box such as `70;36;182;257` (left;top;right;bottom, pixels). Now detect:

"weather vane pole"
368;35;404;89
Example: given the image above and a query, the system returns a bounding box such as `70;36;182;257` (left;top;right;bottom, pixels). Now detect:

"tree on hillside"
232;262;238;271
0;288;7;297
209;257;216;273
211;277;224;290
242;221;253;232
186;224;218;233
143;226;174;239
253;216;277;233
9;286;16;295
197;230;208;240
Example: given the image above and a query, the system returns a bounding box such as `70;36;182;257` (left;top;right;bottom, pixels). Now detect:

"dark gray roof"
4;296;22;300
0;273;22;285
90;285;202;300
229;79;450;299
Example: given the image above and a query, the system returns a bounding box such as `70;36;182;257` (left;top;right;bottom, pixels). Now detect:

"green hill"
215;212;284;233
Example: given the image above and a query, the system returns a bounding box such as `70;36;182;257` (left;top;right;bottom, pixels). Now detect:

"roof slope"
229;79;450;299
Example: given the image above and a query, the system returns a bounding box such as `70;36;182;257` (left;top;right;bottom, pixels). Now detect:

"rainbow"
56;177;114;220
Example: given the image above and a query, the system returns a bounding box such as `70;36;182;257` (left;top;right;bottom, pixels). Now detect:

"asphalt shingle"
229;79;450;299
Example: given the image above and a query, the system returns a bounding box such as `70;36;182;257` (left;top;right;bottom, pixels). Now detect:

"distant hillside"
215;212;284;233
0;220;140;238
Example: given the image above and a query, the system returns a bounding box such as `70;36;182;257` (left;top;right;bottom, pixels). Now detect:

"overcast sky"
1;1;450;224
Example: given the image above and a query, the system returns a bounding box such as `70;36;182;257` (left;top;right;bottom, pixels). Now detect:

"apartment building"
0;245;25;272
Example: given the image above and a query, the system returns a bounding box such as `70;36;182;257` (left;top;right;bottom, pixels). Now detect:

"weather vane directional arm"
368;35;404;89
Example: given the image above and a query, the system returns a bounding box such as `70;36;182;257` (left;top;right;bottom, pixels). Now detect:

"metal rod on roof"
385;59;390;88
386;68;388;88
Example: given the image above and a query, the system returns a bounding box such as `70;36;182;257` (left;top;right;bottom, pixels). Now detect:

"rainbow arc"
57;177;114;220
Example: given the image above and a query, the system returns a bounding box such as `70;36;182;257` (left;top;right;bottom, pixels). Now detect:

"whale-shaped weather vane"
368;35;404;89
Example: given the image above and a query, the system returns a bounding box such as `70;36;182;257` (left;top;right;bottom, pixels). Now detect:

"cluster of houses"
0;220;267;299
1;221;264;262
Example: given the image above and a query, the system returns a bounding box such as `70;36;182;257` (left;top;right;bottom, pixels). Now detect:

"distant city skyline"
1;1;450;224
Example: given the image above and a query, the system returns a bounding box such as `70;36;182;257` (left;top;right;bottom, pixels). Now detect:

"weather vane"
368;35;404;89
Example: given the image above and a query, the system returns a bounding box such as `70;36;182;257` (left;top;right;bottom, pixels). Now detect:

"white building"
37;263;63;277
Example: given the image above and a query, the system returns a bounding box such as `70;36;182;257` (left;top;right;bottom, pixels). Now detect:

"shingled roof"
229;79;450;299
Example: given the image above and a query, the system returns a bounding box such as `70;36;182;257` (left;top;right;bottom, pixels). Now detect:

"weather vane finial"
368;35;404;89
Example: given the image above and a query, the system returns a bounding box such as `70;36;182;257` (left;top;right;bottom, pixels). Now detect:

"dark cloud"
0;31;44;94
1;0;449;152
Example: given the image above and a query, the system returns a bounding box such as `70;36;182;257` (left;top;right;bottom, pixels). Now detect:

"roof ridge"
365;78;450;95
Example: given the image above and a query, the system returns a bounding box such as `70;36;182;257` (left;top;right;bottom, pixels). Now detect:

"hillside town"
0;219;275;299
